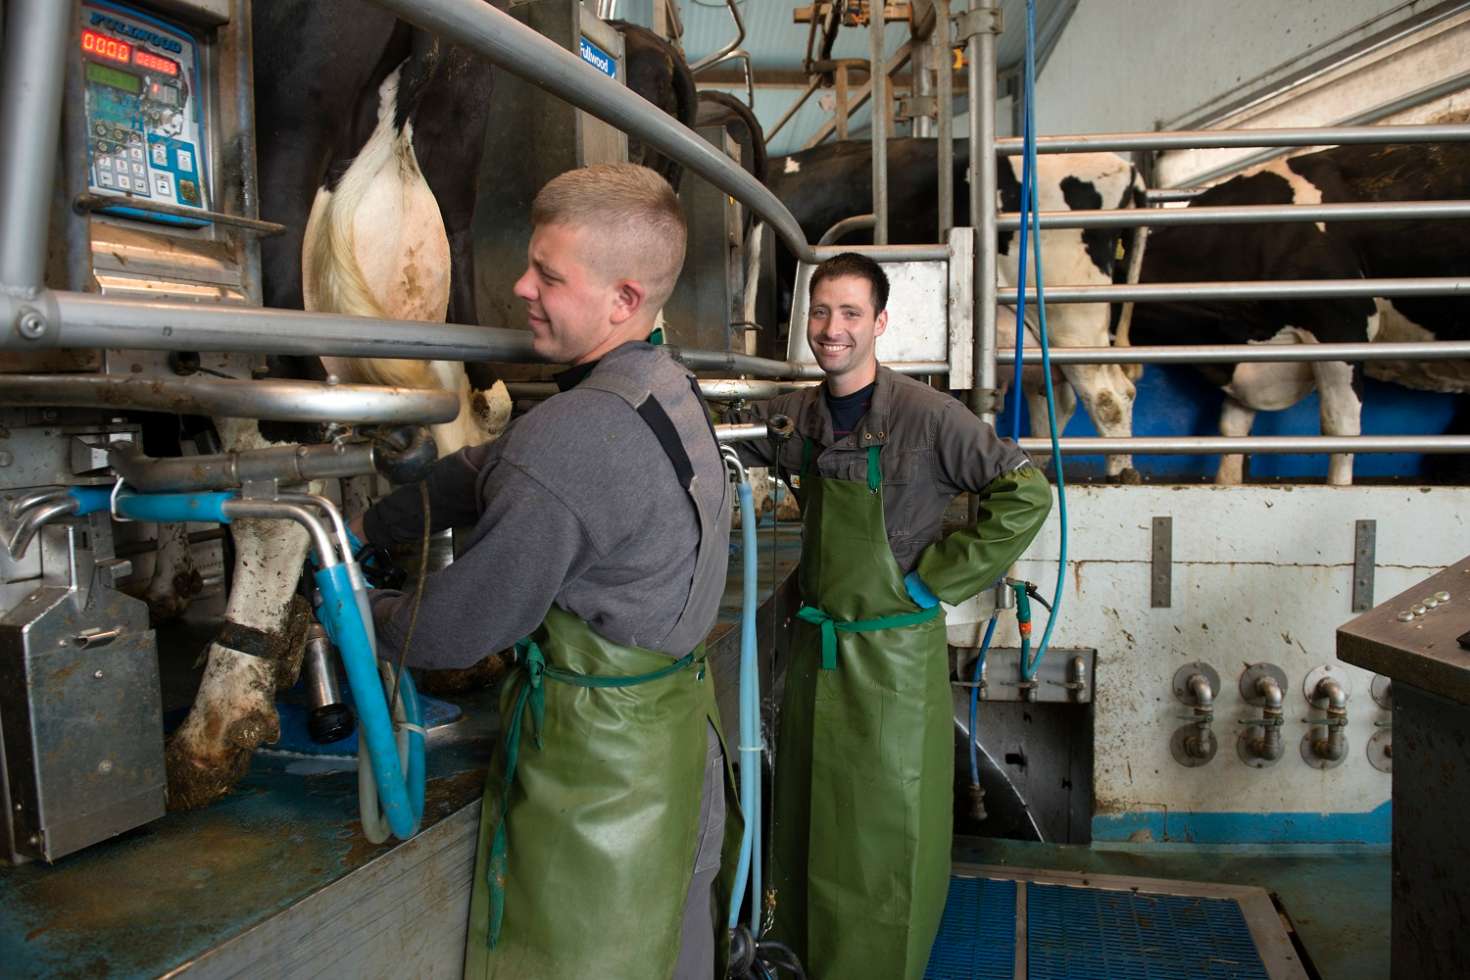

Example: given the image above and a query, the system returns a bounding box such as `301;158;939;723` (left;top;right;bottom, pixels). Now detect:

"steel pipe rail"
667;345;947;380
0;373;461;424
1;290;540;358
369;0;818;263
0;0;70;292
688;0;746;73
968;1;1000;429
108;439;381;493
1008;340;1470;366
714;423;767;444
508;378;816;402
996;199;1470;231
819;214;876;246
998;276;1470;305
994;122;1470;155
1016;435;1470;456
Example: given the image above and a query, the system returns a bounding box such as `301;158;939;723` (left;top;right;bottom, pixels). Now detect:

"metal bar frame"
870;4;890;244
1017;435;1470;456
994;122;1470;155
967;0;1000;427
998;276;1469;305
1004;340;1470;366
997;198;1470;231
0;0;1465;469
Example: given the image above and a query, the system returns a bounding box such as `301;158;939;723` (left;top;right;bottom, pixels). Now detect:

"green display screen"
86;61;140;94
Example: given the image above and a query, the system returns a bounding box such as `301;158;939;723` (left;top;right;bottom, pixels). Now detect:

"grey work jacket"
730;365;1032;575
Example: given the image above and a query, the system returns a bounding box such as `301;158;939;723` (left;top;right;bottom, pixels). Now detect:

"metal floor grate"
926;867;1292;980
1027;883;1270;980
925;876;1017;980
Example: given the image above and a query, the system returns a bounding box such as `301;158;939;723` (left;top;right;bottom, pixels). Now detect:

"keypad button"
130;146;144;161
178;178;199;204
97;156;113;171
151;142;168;167
116;174;132;190
176;147;194;172
154;174;173;198
97;170;115;188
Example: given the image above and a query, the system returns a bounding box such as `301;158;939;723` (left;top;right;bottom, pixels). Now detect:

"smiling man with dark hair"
732;250;1052;980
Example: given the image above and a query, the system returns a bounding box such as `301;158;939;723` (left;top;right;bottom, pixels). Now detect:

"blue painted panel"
1091;800;1392;844
992;358;1463;481
1028;883;1269;980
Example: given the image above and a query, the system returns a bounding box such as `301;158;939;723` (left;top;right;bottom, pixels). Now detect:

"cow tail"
302;65;441;391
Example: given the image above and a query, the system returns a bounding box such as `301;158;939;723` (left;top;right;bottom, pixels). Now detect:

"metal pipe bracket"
954;6;1002;43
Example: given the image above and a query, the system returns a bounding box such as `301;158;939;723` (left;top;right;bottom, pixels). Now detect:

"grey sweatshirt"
363;342;731;670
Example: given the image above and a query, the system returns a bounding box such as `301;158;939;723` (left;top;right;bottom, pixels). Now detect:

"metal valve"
1301;666;1349;769
1171;662;1219;766
1237;663;1287;767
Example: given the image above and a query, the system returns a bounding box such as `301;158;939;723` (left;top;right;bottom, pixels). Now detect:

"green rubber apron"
464;380;739;980
769;438;951;980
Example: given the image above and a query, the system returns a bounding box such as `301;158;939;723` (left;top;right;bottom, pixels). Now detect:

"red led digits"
134;50;179;77
81;29;132;66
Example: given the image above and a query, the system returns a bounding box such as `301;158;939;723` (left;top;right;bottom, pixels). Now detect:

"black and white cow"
165;0;512;809
766;137;1145;479
608;20;698;191
1129;140;1470;485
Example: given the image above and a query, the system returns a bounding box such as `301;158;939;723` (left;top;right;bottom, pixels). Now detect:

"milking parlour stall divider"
1;1;1469;978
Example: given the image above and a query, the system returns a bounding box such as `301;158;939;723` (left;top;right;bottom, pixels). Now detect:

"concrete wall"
1033;0;1412;135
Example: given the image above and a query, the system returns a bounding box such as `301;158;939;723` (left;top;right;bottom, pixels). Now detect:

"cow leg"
1312;359;1362;486
140;521;204;621
1023;370;1076;472
1059;362;1138;482
1216;397;1256;485
165;417;315;809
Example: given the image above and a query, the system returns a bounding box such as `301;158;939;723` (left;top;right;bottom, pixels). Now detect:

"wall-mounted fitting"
1367;727;1392;773
1301;666;1350;769
1236;663;1287;768
1370;674;1392;710
1171;662;1219;767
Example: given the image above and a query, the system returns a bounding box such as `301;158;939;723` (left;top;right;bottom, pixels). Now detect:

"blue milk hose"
69;487;425;840
728;479;762;934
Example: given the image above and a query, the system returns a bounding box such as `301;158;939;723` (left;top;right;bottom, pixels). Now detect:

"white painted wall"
1034;0;1410;136
943;484;1470;842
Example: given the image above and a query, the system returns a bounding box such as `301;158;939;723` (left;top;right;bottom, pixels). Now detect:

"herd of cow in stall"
142;0;1469;809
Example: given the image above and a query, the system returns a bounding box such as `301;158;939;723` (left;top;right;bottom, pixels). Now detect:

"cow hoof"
274;595;314;691
1115;467;1143;486
412;652;511;696
164;707;280;810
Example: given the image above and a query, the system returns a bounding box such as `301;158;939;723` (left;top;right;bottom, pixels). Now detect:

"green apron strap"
485;638;699;948
866;444;881;493
486;638;547;948
794;604;943;670
801;436;815;478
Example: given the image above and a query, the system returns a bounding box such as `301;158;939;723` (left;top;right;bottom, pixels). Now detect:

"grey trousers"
672;721;727;980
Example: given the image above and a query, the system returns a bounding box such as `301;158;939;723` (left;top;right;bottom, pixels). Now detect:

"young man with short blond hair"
359;163;736;979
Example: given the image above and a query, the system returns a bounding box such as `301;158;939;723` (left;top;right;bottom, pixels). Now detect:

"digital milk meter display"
80;1;210;222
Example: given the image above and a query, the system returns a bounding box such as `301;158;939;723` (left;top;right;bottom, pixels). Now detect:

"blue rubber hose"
71;486;235;524
967;613;998;788
729;479;762;933
315;562;424;840
1019;0;1068;681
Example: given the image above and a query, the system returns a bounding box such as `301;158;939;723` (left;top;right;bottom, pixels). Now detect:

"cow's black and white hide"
164;0;513;810
1130;141;1470;486
608;20;697;191
766;138;1145;479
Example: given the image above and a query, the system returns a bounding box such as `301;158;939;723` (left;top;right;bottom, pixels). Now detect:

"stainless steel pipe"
999;276;1470;305
1016;435;1470;456
0;373;461;424
995;122;1470;155
967;1;1000;427
996;199;1470;231
108;440;381;493
870;5;889;245
1007;339;1470;365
